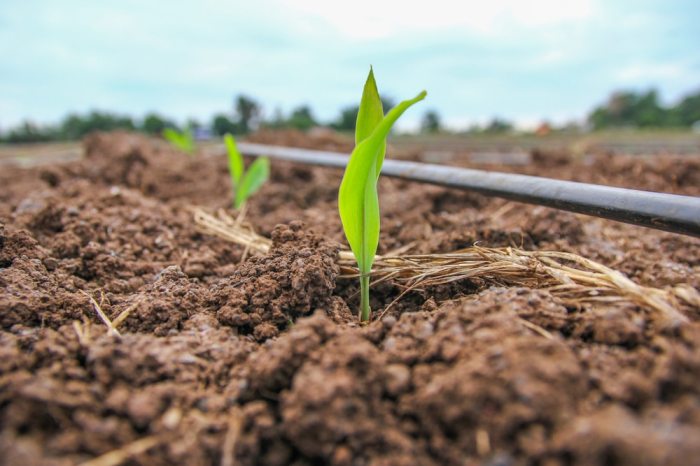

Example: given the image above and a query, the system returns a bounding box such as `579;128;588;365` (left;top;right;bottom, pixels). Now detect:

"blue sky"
1;0;699;130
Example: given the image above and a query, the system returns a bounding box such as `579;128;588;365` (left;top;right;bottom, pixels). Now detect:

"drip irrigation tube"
235;142;700;238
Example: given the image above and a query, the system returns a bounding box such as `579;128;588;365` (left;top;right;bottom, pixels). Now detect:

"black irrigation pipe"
236;142;700;238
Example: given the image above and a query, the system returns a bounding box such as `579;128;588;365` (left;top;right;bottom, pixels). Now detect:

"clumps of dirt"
219;288;700;465
11;179;244;287
531;148;573;167
246;128;354;153
224;287;700;466
520;207;586;246
376;290;586;465
112;265;213;336
552;405;700;465
214;222;349;341
280;332;427;465
0;314;257;466
509;150;700;197
0;223;89;329
585;153;700;195
228;312;429;466
81;131;230;204
22;131;232;207
1;131;700;465
0;222;48;266
231;311;340;401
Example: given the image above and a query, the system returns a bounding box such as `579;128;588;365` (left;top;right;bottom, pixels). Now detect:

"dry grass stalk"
221;407;243;466
72;317;93;346
193;209;694;325
82;291;121;337
77;435;160;466
112;299;142;329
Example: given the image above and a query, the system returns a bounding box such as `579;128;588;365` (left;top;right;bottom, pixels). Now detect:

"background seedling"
224;133;270;210
338;68;426;321
163;127;195;155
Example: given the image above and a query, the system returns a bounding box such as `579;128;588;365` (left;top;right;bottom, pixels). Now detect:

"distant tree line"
2;87;699;143
588;89;700;129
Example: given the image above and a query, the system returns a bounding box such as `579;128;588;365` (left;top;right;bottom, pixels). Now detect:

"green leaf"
183;128;195;153
235;157;270;209
224;133;244;185
355;67;386;179
163;128;194;154
162;128;181;145
338;89;427;275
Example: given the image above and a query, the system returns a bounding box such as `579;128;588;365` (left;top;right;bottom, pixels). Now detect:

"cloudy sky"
1;0;698;130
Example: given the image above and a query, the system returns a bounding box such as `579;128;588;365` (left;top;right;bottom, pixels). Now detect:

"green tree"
634;90;665;127
421;110;441;133
141;113;175;135
286;105;317;131
234;94;261;134
60;111;135;139
332;105;359;131
211;114;238;136
262;107;287;129
3;121;55;143
588;89;670;129
186;118;202;132
675;90;700;126
380;97;395;113
484;118;513;133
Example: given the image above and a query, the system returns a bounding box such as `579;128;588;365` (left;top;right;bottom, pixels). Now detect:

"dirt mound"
214;221;346;341
247;128;354;153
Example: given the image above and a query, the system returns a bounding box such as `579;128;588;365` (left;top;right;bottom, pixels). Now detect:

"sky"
1;0;699;130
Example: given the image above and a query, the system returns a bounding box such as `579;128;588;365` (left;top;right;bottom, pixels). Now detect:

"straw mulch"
194;209;698;327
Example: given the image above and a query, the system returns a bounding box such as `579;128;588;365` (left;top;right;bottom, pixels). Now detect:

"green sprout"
224;133;270;210
338;68;426;321
163;127;195;155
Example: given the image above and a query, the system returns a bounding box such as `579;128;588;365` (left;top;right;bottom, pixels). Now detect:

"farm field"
3;129;700;167
1;130;699;465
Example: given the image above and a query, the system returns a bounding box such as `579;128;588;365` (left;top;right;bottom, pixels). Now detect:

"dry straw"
194;208;698;326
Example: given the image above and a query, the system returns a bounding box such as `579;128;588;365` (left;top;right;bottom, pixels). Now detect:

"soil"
1;129;699;466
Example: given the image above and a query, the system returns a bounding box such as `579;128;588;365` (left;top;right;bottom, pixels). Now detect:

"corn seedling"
163;127;195;155
338;67;426;321
224;133;270;210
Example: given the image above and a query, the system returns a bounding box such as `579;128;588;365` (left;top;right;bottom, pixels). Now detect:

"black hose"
236;142;700;238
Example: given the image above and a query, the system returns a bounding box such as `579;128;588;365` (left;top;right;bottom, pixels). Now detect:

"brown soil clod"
213;221;344;341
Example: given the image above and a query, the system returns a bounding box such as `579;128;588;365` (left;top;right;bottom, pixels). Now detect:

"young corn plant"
224;133;270;210
163;127;195;155
338;68;426;321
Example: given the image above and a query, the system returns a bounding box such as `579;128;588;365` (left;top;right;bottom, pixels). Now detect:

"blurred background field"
3;128;699;168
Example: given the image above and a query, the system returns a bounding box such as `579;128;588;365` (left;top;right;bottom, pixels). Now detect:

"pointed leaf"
183;129;195;154
224;133;244;185
338;90;427;274
355;67;383;144
235;157;270;209
162;128;180;145
163;128;194;154
355;67;386;179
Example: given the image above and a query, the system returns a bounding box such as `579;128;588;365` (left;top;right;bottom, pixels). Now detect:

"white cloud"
610;60;699;102
613;62;687;83
275;0;597;40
